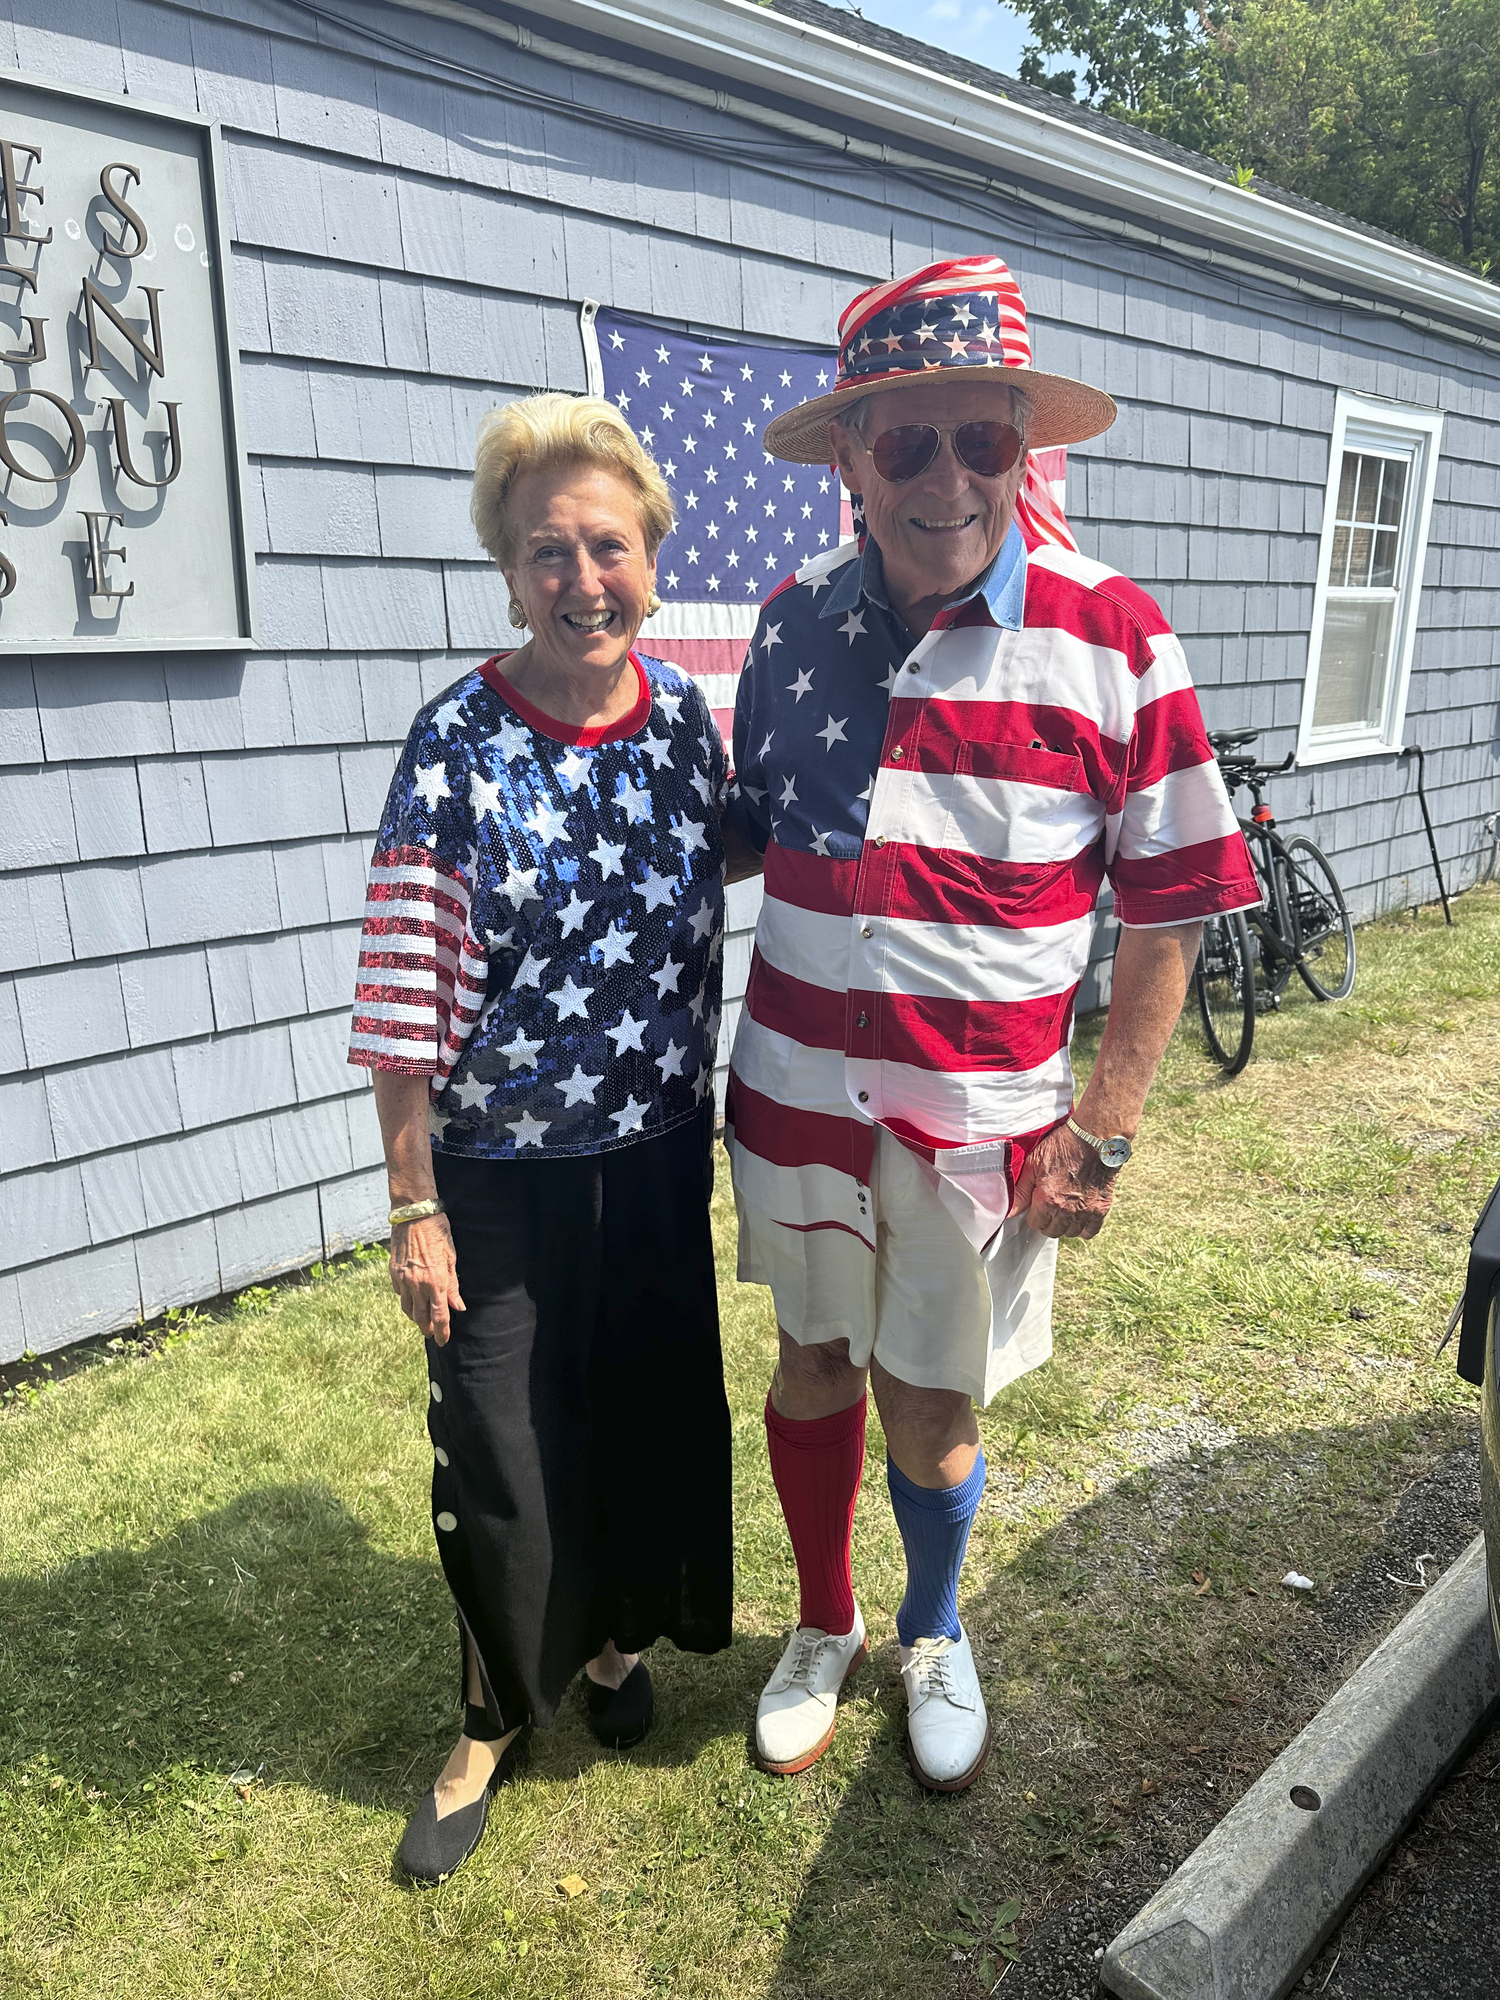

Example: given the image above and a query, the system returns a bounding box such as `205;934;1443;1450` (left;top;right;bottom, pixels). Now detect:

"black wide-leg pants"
425;1104;733;1734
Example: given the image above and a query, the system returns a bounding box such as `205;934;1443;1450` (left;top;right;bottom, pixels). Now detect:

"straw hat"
763;254;1116;463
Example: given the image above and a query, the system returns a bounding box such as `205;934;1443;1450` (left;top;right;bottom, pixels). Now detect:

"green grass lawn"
3;889;1498;1999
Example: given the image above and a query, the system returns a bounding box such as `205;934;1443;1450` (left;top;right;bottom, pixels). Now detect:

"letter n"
80;275;165;378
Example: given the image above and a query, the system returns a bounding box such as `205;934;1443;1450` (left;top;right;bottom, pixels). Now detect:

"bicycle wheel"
1195;910;1256;1074
1282;835;1355;1001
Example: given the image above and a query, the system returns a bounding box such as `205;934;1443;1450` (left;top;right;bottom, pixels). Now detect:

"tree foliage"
1013;0;1500;274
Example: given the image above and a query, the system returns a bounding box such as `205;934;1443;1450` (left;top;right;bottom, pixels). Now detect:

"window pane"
1336;452;1359;518
1313;598;1394;732
1328;524;1351;586
1347;525;1374;587
1353;455;1381;523
1371;529;1399;589
1378;459;1407;526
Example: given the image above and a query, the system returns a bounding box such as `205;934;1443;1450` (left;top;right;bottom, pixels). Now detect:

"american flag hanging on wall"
578;302;1070;746
582;303;849;743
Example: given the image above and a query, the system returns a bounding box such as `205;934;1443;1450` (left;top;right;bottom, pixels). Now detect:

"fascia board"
510;0;1500;339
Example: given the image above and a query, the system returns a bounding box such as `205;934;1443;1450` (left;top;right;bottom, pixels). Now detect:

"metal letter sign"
0;74;254;651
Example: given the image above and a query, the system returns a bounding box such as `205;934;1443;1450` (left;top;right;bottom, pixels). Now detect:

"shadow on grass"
0;1481;740;1817
0;1414;1460;1994
762;1409;1456;2000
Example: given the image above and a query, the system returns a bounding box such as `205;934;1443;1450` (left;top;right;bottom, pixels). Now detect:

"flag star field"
595;308;845;604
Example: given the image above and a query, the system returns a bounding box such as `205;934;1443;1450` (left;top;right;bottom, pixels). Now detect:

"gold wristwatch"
388;1197;446;1226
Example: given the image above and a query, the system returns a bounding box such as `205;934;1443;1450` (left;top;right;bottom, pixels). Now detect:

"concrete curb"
1100;1533;1499;2000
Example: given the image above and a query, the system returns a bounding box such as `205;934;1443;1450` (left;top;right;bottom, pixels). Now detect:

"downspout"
1398;744;1454;925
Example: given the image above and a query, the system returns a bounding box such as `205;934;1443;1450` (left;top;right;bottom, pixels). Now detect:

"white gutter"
379;0;1500;344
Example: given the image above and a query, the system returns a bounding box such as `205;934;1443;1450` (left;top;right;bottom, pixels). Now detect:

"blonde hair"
470;393;674;569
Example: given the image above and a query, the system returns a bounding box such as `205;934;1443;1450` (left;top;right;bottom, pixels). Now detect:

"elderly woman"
348;394;733;1885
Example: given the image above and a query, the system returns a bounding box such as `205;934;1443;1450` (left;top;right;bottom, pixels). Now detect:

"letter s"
99;162;148;258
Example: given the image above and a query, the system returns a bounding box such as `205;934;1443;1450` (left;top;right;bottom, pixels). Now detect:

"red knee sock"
764;1393;867;1636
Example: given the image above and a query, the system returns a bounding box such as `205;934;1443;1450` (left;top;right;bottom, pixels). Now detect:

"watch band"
388;1197;446;1227
1066;1117;1133;1171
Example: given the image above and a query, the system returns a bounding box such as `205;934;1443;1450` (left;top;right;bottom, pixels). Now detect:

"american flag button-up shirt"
349;653;727;1159
723;525;1260;1253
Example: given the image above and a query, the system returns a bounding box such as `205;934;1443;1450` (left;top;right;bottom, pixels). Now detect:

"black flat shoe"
395;1719;529;1887
586;1659;654;1749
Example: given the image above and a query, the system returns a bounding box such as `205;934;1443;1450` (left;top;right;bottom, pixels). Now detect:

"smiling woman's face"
830;379;1027;620
503;464;657;679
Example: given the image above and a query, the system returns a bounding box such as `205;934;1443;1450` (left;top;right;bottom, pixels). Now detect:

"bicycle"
1193;729;1356;1075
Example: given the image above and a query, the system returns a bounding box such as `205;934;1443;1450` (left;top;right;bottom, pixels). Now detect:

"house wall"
2;0;1497;1359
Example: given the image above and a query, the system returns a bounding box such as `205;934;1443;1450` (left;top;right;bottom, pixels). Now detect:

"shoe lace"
785;1629;834;1688
906;1636;955;1698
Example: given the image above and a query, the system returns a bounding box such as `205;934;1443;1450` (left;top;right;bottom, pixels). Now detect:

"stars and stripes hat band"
763;255;1116;463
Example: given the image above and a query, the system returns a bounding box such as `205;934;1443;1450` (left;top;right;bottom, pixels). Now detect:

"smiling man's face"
829;378;1028;630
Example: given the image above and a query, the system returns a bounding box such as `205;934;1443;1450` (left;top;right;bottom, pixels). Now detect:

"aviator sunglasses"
867;419;1025;485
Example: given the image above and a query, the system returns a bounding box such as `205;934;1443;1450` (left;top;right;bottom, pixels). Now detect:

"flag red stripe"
725;1074;874;1178
745;949;845;1048
850;987;1076;1074
1109;835;1264;924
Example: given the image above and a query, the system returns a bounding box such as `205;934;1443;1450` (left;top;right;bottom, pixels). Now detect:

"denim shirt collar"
820;520;1028;631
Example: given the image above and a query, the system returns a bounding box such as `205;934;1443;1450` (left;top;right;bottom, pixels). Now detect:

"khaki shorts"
734;1125;1058;1407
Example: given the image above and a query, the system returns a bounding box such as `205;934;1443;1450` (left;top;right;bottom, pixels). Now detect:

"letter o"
0;389;86;483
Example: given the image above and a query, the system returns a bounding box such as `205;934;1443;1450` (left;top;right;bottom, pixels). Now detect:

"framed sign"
0;72;254;651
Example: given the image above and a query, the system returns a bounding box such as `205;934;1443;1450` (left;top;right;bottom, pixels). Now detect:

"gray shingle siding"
1;0;1497;1360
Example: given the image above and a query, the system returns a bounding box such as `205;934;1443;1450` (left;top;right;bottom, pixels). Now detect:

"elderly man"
723;256;1258;1793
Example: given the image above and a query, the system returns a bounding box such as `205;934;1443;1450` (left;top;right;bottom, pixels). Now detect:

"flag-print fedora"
763;254;1116;462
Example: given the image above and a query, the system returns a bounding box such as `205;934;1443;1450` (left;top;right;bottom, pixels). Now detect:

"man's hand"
1012;1121;1118;1239
1013;918;1203;1242
389;1212;466;1345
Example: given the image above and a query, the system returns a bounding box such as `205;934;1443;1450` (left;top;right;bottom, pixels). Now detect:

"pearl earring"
646;590;662;615
507;599;527;629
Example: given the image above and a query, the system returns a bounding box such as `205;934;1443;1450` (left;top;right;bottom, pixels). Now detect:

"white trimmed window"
1297;392;1444;763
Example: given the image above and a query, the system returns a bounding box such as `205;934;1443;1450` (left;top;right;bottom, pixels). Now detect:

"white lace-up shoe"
900;1626;991;1792
755;1608;869;1775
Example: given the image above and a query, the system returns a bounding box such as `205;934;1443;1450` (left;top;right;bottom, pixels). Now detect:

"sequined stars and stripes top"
721;527;1259;1250
348;653;727;1159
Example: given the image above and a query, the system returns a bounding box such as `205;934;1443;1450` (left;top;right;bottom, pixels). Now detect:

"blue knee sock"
887;1450;986;1647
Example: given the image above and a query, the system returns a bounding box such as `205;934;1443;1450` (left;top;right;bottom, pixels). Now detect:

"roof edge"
480;0;1500;340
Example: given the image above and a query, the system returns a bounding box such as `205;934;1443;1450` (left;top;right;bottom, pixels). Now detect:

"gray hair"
835;380;1033;442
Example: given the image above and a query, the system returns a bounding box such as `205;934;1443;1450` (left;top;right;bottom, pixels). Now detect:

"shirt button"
906;661;919;671
891;745;905;761
860;924;873;938
874;834;886;847
857;1090;869;1103
856;1012;869;1028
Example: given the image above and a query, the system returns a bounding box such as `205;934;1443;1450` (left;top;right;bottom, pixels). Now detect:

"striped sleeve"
1100;582;1260;927
347;740;486;1080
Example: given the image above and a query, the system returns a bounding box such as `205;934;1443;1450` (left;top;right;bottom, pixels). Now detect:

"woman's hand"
389;1213;467;1345
372;1072;466;1343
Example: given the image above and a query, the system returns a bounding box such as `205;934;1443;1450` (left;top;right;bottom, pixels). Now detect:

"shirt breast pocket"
940;740;1092;862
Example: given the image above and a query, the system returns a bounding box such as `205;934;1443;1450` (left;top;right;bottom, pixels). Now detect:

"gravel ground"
998;1436;1484;2000
1309;1722;1500;1997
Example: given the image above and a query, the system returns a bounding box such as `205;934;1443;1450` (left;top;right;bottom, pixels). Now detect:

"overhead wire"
282;0;1500;359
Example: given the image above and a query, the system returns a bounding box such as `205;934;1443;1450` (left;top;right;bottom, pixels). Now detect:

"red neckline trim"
477;651;651;745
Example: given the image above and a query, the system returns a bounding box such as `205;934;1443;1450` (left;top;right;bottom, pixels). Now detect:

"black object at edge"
1455;1174;1500;1386
1399;744;1454;925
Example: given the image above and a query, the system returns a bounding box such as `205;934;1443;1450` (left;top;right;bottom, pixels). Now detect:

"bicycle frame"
1215;754;1301;1006
1195;733;1354;1070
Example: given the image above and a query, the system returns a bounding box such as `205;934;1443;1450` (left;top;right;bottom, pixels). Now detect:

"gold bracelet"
388;1197;445;1227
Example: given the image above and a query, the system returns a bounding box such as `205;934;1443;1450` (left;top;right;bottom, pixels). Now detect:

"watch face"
1099;1136;1133;1171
